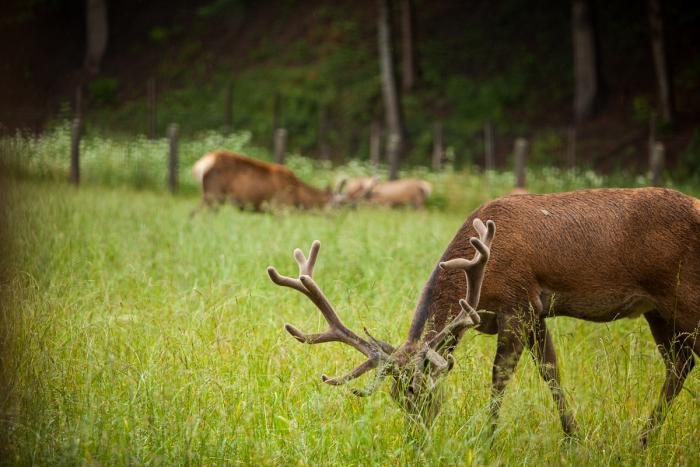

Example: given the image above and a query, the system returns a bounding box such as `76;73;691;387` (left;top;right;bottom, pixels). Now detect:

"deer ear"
335;176;348;193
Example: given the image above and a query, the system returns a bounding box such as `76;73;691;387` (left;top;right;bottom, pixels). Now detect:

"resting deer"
336;176;433;209
334;176;379;204
192;150;334;212
267;187;700;444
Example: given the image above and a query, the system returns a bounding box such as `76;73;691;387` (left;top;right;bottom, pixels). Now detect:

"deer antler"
429;218;496;355
267;241;393;387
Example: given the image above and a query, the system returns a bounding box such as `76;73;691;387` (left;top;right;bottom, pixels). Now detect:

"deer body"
367;179;433;209
335;176;378;202
193;150;331;211
269;187;700;444
424;187;700;331
337;176;432;208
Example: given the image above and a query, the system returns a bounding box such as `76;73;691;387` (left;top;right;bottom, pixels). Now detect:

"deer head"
267;219;496;424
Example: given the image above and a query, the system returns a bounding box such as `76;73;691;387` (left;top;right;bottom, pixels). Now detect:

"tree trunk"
400;0;419;92
572;0;602;122
378;0;407;180
370;121;382;166
84;0;108;75
648;0;674;125
431;122;443;171
318;105;331;162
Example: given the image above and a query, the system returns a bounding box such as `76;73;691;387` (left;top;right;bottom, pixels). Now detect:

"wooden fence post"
387;132;400;180
224;81;233;134
167;123;179;193
484;121;495;171
273;94;281;130
650;142;665;187
70;118;81;185
148;77;157;139
567;125;577;169
274;128;288;164
318;105;331;162
514;138;528;189
648;112;657;169
370;121;382;166
432;122;443;171
75;85;83;120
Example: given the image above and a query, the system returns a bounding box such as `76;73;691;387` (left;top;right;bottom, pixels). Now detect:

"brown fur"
405;187;700;441
193;150;331;211
337;176;432;209
336;176;378;203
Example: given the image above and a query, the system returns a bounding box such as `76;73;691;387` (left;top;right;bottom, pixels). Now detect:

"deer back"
195;150;329;209
368;179;432;208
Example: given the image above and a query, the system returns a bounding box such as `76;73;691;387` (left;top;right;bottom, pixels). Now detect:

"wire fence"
0;81;671;195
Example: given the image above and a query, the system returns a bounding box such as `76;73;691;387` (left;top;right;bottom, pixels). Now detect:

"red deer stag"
192;150;333;212
268;187;700;444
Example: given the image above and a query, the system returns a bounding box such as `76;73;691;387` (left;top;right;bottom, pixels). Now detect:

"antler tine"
294;240;320;276
298;275;377;357
428;218;496;353
322;358;381;386
426;299;482;353
268;240;393;388
267;266;308;295
351;362;393;397
438;218;495;309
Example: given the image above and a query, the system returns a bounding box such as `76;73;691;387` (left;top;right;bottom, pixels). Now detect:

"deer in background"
336;176;433;209
192;150;335;212
334;176;378;203
268;187;700;445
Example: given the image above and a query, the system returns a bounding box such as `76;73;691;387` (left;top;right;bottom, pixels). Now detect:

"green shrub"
88;77;119;105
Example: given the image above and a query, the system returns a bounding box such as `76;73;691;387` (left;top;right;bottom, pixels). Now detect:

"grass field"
2;128;700;464
1;173;700;465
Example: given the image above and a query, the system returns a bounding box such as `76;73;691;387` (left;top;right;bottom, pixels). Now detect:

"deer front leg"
641;311;695;446
488;314;526;437
528;317;578;437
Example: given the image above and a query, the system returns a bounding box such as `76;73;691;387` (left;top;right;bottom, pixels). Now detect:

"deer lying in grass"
192;150;333;212
336;176;433;208
334;176;378;204
268;187;700;444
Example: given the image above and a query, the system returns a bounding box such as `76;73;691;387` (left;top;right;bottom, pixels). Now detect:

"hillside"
3;0;700;173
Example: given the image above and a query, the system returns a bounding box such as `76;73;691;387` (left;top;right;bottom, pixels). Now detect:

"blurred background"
2;0;700;184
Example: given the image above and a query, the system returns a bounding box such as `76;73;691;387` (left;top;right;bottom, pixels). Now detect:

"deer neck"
405;258;478;346
296;182;330;208
408;265;444;342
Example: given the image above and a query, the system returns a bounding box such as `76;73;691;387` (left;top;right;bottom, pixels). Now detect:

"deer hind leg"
190;194;218;218
528;317;578;436
641;311;695;446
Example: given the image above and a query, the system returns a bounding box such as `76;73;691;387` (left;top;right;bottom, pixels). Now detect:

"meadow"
1;129;700;465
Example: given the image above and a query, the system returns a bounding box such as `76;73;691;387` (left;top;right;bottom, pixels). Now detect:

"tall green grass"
1;177;699;465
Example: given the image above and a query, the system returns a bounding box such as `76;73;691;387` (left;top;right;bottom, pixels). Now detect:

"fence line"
274;128;287;164
70;118;81;185
650;142;665;187
513;138;528;190
147;77;157;139
167;123;179;193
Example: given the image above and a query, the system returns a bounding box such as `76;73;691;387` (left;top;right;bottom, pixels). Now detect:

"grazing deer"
267;187;700;444
192;150;333;212
336;176;432;209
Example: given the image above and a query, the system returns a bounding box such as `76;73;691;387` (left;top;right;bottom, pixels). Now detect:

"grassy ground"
2;176;700;465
